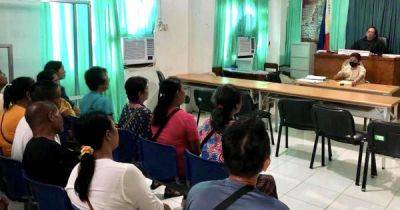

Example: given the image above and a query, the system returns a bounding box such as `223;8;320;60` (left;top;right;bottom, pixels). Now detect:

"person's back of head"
125;76;148;103
44;61;62;72
152;77;183;126
30;81;61;103
222;117;271;178
211;85;242;133
37;69;58;82
3;77;35;110
84;66;108;92
25;101;63;136
73;112;118;202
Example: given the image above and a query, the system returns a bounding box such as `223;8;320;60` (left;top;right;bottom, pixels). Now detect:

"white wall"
0;0;43;80
154;0;289;77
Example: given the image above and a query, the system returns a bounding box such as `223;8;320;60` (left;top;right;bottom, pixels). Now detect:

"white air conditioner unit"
123;38;155;65
237;37;256;57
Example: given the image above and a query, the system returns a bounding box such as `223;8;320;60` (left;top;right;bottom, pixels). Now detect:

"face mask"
350;62;359;68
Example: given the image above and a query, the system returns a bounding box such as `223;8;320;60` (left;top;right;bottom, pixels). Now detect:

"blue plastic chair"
0;156;30;201
139;139;178;181
113;129;139;163
184;150;229;186
23;173;72;210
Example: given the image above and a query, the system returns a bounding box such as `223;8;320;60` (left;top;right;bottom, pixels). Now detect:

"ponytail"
74;153;95;202
73;112;113;202
3;77;35;110
152;77;182;126
210;85;241;133
3;85;13;110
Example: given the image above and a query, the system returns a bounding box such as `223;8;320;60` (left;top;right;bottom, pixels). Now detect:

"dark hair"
152;77;182;126
44;60;63;73
25;101;58;130
30;81;60;102
73;112;113;202
222;117;271;178
3;77;35;110
84;66;107;91
125;76;148;102
211;85;241;133
350;52;361;61
366;26;378;39
37;69;58;82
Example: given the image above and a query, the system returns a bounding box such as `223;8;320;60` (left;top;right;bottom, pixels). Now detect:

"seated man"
333;53;366;86
186;118;288;210
22;101;78;187
12;81;63;161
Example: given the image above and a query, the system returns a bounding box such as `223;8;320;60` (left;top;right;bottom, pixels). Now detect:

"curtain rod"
40;0;90;5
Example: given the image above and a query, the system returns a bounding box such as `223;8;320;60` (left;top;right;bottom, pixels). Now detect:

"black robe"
351;37;388;55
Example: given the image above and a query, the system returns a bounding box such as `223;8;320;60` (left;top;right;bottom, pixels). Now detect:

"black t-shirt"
351;37;388;54
22;137;79;187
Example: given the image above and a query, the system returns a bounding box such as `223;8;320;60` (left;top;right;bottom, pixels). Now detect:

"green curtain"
116;0;158;38
91;0;125;120
212;0;269;70
282;0;302;65
346;0;400;53
329;0;349;51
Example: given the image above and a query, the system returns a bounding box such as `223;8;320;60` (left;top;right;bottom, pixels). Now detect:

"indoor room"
0;0;399;209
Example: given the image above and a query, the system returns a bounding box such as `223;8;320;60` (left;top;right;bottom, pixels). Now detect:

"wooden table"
297;80;400;96
314;53;400;85
177;74;400;122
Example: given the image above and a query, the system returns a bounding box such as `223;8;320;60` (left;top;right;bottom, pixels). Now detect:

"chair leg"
197;111;201;125
363;118;367;131
371;152;377;177
275;125;283;157
285;126;289;148
327;138;332;161
322;136;325;166
310;135;319;169
355;141;364;186
268;117;275;145
362;147;370;191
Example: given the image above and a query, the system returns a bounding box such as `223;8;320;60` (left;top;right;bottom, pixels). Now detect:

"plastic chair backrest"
278;98;315;130
0;156;30;201
184;150;228;186
113;129;138;163
236;93;256;118
139;139;178;181
24;174;72;210
312;104;355;140
367;121;400;158
193;89;215;112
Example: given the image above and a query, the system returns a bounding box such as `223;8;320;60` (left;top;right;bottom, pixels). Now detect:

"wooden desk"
314;53;400;85
177;74;400;121
297;80;400;96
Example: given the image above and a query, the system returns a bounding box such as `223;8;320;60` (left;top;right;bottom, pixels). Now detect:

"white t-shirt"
65;159;164;210
11;117;61;161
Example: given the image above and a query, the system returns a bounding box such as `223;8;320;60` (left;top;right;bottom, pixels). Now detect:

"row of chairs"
275;98;400;191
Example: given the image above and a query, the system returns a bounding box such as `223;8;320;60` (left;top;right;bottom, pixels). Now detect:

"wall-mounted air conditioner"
237;37;255;58
123;38;155;65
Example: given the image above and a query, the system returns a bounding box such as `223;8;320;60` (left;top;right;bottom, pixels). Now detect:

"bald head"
26;101;63;136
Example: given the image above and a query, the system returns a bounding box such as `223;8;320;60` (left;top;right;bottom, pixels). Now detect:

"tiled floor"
7;112;400;210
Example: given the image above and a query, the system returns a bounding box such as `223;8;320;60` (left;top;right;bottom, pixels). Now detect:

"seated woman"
66;112;170;210
80;67;113;117
151;77;200;197
119;76;152;140
333;53;366;86
199;85;242;162
187;118;288;210
0;77;35;156
37;70;76;117
199;85;278;198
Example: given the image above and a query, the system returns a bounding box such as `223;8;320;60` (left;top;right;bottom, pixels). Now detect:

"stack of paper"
297;78;324;84
305;75;326;81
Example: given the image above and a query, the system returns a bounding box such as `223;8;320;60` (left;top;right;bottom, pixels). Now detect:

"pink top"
151;109;200;177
